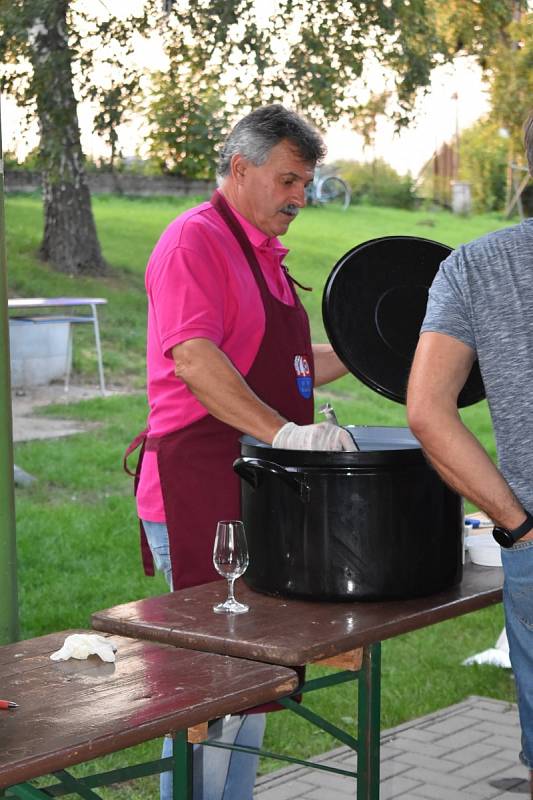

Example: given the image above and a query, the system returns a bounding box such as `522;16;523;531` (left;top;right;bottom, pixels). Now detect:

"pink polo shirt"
136;193;295;522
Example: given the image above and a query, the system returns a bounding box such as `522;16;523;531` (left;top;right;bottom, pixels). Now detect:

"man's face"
233;139;315;238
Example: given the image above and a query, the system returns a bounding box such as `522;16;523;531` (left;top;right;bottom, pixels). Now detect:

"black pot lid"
322;235;485;407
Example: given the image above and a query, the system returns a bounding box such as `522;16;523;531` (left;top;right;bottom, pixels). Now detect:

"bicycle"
305;171;351;210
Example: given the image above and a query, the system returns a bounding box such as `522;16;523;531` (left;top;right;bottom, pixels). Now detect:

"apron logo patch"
294;355;313;399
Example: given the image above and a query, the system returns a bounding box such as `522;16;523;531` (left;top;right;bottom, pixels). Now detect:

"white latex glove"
272;421;357;451
50;634;117;663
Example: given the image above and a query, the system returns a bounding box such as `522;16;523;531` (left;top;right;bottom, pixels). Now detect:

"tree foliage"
146;0;457;179
158;0;446;128
433;2;532;166
334;158;417;209
86;70;143;186
487;13;533;162
452;6;533;212
147;61;231;179
149;0;528;173
459;117;509;212
432;0;523;65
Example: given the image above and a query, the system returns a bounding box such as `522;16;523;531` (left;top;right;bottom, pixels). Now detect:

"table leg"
172;729;193;800
89;304;106;396
64;323;73;393
357;642;381;800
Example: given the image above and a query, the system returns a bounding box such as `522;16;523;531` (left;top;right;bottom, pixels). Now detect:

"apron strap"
124;429;156;577
211;190;314;295
123;429;148;477
282;265;313;292
211;191;266;286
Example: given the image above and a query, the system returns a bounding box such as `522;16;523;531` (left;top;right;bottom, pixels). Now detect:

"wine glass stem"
227;577;236;603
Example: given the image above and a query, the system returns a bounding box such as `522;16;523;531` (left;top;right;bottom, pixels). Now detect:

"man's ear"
230;153;248;184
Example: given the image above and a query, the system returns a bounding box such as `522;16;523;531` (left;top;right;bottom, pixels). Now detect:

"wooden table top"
0;630;297;789
92;562;503;667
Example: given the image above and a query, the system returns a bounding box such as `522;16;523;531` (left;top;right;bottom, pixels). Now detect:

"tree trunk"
110;141;123;195
30;0;107;276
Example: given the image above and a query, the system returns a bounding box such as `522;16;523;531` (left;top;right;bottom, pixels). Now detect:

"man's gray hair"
217;104;326;184
524;110;533;176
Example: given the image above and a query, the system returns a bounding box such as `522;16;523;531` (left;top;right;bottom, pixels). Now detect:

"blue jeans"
502;539;533;770
142;520;266;800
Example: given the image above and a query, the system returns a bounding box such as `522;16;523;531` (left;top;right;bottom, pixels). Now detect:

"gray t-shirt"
421;218;533;510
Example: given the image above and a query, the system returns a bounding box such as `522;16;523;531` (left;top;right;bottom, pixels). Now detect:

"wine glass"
212;520;250;614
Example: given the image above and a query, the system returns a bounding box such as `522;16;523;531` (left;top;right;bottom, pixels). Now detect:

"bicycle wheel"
316;176;351;210
304;182;317;206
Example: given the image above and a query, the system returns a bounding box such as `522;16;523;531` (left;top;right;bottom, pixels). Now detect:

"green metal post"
172;731;192;800
0;97;18;644
5;784;49;799
357;642;381;800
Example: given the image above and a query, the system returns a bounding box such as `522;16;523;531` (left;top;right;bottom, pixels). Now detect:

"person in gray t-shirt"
407;110;533;796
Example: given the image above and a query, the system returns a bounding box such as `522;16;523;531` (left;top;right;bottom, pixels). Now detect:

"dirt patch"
11;383;130;442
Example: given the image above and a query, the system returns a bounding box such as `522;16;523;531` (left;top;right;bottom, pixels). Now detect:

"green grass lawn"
6;193;517;795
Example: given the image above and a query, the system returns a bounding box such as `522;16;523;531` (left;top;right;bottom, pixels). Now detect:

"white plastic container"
9;318;71;388
451;181;472;215
465;533;502;567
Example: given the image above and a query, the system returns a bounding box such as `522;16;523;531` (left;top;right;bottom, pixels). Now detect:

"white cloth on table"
50;633;117;663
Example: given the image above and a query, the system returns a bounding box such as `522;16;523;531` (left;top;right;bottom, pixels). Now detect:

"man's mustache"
279;204;300;217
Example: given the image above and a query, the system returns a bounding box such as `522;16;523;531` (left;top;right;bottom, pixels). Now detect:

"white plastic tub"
9;317;71;388
465;533;502;567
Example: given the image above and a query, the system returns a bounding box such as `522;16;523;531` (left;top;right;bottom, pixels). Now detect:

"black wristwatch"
493;511;533;548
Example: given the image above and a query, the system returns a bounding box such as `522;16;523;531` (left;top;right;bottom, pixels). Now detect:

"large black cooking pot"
234;236;485;602
235;427;463;601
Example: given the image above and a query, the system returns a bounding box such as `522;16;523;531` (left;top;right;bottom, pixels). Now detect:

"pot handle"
233;457;311;503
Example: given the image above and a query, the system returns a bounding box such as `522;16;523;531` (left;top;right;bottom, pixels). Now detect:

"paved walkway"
254;696;530;799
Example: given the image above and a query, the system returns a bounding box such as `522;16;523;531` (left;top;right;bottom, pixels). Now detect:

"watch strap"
509;510;533;541
494;510;533;548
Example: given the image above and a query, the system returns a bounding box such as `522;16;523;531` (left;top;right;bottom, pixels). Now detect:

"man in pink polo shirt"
126;105;355;800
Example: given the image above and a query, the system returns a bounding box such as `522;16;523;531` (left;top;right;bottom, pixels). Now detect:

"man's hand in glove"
272;422;357;451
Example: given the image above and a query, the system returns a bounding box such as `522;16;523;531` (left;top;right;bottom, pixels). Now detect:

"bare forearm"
312;344;348;386
411;409;525;530
407;331;529;532
172;339;286;444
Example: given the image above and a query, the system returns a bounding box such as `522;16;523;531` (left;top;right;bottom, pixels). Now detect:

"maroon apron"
126;190;314;592
125;193;314;710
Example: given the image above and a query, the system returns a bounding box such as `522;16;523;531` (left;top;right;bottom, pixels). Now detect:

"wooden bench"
0;629;298;799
